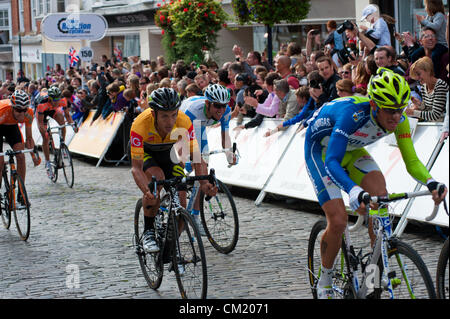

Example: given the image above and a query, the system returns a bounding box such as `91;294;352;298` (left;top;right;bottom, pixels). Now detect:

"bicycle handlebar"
357;188;448;222
148;168;217;198
47;122;77;131
0;148;35;157
204;142;240;167
425;184;448;221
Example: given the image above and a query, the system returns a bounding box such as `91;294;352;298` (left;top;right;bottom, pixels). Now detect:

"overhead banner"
41;13;108;41
68;111;125;166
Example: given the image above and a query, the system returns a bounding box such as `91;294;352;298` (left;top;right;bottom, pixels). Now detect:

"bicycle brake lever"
205;168;217;201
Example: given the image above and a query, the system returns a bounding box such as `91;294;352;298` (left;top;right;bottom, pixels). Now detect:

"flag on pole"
69;46;80;67
113;46;122;62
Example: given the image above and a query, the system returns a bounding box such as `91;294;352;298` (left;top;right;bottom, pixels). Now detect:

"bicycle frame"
337;190;436;299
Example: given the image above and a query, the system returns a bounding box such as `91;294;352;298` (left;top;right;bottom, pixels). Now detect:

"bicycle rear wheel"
0;170;11;229
12;174;30;241
307;219;356;299
200;180;239;254
173;209;207;299
134;199;164;290
436;237;449;299
61;144;74;188
374;239;436;299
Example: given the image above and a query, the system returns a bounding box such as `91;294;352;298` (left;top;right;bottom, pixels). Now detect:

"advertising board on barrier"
207;119;448;228
206;119;298;190
68;111;125;166
41;13;108;41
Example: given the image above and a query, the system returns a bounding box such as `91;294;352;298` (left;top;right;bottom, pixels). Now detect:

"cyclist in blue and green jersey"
304;68;447;299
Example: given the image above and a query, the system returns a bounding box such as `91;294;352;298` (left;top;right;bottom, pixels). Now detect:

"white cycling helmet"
204;84;230;105
11;90;30;109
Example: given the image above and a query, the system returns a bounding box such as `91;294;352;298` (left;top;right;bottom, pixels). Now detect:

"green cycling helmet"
367;67;410;109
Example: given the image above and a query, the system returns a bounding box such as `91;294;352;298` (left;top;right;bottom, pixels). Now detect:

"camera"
336;20;354;34
309;79;322;89
337;47;356;65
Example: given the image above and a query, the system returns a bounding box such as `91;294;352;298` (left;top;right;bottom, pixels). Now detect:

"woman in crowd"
407;56;448;122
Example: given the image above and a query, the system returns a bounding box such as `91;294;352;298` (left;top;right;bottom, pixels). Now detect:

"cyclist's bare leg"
320;198;348;269
12;142;26;183
53;112;66;142
143;166;164;218
360;170;388;246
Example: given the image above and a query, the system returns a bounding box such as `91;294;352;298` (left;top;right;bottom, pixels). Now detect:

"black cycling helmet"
48;86;62;99
149;87;180;111
11;90;30;109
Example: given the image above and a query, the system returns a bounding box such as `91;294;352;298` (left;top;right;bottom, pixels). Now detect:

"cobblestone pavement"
0;153;446;299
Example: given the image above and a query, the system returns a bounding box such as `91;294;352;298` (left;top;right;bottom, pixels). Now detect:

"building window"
0;10;9;27
57;0;65;12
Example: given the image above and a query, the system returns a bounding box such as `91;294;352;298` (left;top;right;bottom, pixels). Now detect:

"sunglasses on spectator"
422;34;436;39
339;71;350;75
13;108;28;113
139;82;147;85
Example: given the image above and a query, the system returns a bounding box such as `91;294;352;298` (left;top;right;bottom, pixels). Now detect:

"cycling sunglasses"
380;106;406;115
49;97;61;102
13;108;28;113
212;102;227;109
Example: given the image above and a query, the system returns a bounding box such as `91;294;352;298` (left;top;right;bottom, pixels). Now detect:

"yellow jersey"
130;108;198;161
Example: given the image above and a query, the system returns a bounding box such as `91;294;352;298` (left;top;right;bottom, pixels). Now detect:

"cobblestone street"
0;153;446;299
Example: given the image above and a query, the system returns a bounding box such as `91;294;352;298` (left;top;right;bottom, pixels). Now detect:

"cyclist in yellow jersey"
130;88;217;255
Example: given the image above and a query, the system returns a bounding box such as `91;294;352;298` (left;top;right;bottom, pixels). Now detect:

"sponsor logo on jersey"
352;110;365;122
130;131;143;147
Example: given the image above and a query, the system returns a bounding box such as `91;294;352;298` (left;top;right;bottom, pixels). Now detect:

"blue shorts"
304;139;381;206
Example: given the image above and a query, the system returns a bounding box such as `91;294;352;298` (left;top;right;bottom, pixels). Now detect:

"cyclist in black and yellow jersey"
130;87;217;254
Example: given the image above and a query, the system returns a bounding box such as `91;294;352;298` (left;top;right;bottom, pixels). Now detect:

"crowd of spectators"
0;2;448;143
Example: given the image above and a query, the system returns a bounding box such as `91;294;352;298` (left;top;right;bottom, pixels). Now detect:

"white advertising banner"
206;119;298;190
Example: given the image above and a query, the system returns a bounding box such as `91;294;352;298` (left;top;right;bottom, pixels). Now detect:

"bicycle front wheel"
1;171;11;229
61;144;74;188
12;174;30;241
200;180;239;254
134;199;164;290
374;239;436;299
436;238;449;299
173;209;207;299
307;219;356;299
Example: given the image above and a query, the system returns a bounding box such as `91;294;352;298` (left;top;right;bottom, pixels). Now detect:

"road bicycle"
307;189;439;299
184;143;240;254
133;169;217;299
424;187;449;299
0;148;39;241
47;122;75;187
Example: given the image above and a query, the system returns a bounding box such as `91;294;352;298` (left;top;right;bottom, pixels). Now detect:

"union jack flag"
69;46;80;67
114;46;122;62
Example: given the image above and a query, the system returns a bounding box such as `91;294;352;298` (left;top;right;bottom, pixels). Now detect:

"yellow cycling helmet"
367;67;410;109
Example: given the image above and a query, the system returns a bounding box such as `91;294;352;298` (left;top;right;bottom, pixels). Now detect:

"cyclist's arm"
395;115;432;185
36;111;47;137
24;124;34;149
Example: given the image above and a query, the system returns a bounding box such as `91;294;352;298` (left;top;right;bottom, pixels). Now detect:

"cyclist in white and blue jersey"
180;84;236;233
304;68;447;299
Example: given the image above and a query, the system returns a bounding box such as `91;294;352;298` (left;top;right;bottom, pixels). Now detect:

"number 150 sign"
80;47;94;62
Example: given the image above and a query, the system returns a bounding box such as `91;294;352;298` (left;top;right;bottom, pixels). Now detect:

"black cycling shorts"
143;149;186;190
0;124;24;152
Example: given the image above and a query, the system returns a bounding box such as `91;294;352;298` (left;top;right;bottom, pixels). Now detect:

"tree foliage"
231;0;311;26
155;0;229;64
